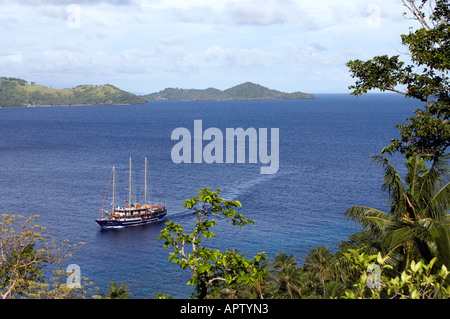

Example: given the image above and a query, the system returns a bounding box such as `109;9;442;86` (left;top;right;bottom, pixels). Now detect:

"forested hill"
0;77;146;107
144;82;316;101
0;78;315;107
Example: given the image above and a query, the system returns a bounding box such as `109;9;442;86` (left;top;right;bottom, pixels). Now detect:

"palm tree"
270;252;304;298
303;246;337;297
345;154;450;269
101;282;132;299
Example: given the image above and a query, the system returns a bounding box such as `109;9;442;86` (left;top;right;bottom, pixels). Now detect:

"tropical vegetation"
158;188;268;299
96;282;132;299
345;155;450;270
154;186;449;299
0;0;448;300
346;0;450;161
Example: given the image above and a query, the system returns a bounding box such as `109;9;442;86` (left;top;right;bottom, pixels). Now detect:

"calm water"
0;94;421;298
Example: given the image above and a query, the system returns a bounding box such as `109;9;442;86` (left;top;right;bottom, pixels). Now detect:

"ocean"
0;93;422;298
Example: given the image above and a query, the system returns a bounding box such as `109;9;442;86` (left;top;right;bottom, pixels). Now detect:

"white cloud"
0;0;136;6
204;45;279;68
225;0;291;26
6;53;23;63
0;0;418;93
170;6;217;24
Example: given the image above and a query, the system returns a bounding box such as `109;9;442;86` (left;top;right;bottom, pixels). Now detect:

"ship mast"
112;165;115;209
129;157;132;207
144;157;148;205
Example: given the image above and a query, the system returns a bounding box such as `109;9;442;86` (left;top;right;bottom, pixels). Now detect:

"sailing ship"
95;157;167;228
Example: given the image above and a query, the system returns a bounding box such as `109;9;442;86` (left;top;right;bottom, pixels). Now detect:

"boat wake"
166;209;191;220
224;166;292;201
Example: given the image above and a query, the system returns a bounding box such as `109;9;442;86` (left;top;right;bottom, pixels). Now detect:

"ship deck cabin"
108;203;165;217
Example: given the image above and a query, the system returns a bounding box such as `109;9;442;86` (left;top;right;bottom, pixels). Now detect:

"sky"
0;0;421;94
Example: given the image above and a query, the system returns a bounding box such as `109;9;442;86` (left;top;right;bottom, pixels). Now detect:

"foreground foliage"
347;0;450;160
97;282;132;299
158;188;268;299
157;188;449;299
345;154;450;270
342;250;449;299
0;214;89;299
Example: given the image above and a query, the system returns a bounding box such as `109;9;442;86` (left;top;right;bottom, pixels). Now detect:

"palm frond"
405;156;427;198
430;153;450;181
345;206;392;233
372;155;406;217
383;222;414;250
426;218;450;269
428;182;450;220
416;155;449;216
346;154;450;267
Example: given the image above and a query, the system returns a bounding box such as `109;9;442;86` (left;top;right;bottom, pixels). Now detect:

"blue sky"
0;0;420;94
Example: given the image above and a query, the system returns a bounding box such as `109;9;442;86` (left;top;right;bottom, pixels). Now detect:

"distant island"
144;82;315;101
0;78;315;108
0;77;146;108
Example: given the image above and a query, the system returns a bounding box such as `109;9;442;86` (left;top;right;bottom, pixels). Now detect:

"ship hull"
96;209;167;229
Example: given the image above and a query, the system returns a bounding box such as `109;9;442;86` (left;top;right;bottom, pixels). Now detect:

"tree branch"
402;0;432;30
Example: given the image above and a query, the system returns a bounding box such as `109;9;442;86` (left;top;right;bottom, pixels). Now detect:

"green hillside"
0;77;146;107
144;82;315;101
0;78;315;107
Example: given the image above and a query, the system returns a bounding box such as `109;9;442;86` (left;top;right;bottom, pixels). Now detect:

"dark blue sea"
0;94;422;298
